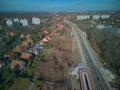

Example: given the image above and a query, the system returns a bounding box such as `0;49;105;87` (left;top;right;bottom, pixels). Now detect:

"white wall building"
13;18;20;26
93;15;100;20
101;15;110;19
6;19;13;27
20;18;28;27
32;17;40;25
13;18;19;23
77;15;90;20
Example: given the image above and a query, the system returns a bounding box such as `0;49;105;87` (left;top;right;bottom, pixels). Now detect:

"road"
63;19;111;90
28;82;34;90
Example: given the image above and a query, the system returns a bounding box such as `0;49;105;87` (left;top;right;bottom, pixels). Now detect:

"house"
45;36;51;40
22;41;28;46
10;60;26;70
29;48;38;55
42;36;51;42
8;51;15;59
43;30;48;34
21;53;31;60
29;48;39;55
14;46;21;52
42;38;48;42
39;40;45;46
27;38;33;47
6;19;13;27
32;17;40;25
34;44;43;51
27;38;33;43
58;22;63;29
20;33;25;38
20;18;28;27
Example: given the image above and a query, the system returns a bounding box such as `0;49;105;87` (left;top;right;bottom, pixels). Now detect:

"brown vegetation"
42;83;68;90
74;19;120;86
35;26;75;90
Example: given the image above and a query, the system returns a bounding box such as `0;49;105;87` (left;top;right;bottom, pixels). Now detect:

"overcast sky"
0;0;120;12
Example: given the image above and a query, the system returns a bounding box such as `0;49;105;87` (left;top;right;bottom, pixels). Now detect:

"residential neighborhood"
0;13;65;90
0;0;120;90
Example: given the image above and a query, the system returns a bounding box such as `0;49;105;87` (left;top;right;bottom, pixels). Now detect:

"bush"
44;42;53;49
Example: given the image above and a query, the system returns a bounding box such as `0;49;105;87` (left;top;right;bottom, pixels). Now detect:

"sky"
0;0;120;12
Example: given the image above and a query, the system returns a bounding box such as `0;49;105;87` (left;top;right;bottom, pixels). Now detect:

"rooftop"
21;53;31;59
22;41;28;46
10;60;23;67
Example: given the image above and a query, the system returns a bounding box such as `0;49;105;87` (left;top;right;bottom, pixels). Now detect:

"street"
64;19;111;90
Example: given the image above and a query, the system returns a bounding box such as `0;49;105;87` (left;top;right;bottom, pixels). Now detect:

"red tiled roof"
43;30;48;34
8;51;15;58
45;36;51;40
22;41;28;46
58;22;63;28
21;53;31;59
15;46;20;51
27;38;32;42
39;40;45;45
10;60;23;67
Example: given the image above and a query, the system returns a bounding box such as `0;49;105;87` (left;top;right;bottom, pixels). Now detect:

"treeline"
87;30;120;75
74;19;120;76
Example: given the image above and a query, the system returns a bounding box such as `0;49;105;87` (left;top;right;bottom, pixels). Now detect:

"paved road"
28;82;34;90
64;19;111;90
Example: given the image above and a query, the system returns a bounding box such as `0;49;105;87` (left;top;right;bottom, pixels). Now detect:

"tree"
1;68;12;80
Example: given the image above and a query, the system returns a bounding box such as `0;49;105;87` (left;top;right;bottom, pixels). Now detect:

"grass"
37;51;45;61
8;78;30;90
44;41;53;49
33;80;43;90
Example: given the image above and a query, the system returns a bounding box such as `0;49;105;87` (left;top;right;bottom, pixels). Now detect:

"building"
21;53;31;60
58;22;63;29
43;30;48;34
101;15;110;19
29;48;39;55
13;18;20;26
14;46;21;52
32;17;40;25
93;15;100;20
8;51;15;59
39;40;45;46
34;44;43;51
77;15;90;20
20;18;28;27
22;41;28;46
6;19;13;27
79;69;94;90
42;36;51;42
10;60;26;70
13;18;19;22
27;38;33;43
20;33;25;38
